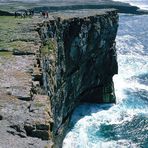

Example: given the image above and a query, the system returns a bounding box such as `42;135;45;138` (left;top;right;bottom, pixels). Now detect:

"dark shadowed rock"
0;10;13;16
0;8;118;148
0;115;3;120
39;9;118;147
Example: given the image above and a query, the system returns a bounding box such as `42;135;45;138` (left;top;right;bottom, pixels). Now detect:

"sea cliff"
38;9;118;147
0;9;118;148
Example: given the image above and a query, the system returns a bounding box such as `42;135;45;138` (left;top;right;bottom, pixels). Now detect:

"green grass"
41;45;49;55
0;51;12;57
0;16;32;31
0;16;34;52
35;102;44;107
41;39;57;55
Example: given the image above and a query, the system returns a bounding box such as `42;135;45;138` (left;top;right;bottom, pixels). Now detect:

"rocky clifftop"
0;9;118;148
39;9;118;147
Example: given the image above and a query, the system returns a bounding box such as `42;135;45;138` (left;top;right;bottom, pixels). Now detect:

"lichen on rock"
39;9;118;147
0;9;118;148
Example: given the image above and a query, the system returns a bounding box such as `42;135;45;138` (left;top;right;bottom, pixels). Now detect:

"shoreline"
112;0;148;11
33;3;148;15
0;1;148;15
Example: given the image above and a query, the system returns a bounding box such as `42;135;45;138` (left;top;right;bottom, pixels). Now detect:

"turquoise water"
63;14;148;148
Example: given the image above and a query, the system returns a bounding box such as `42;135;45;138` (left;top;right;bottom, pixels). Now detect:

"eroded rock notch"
38;9;118;147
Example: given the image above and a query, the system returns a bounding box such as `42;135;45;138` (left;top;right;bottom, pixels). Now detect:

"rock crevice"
0;9;118;148
38;9;118;147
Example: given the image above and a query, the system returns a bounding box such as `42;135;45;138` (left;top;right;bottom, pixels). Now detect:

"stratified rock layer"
39;9;118;147
0;9;118;148
0;16;53;148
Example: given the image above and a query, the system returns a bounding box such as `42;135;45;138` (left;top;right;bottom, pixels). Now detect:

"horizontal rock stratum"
0;9;118;148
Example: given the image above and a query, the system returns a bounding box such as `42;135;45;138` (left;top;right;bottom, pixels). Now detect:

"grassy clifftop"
0;16;40;54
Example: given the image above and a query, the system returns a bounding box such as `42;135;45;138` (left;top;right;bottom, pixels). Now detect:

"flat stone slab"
0;55;34;100
0;15;53;147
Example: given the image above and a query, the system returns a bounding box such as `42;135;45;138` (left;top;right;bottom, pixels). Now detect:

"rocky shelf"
0;15;53;148
0;9;118;148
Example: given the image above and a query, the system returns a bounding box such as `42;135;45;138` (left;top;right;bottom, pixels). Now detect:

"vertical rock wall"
39;9;118;147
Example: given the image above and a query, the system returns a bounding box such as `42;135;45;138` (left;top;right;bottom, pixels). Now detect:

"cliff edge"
0;9;118;148
39;9;118;147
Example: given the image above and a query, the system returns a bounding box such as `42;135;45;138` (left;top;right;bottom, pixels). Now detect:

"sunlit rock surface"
0;16;53;148
0;9;118;147
39;9;118;147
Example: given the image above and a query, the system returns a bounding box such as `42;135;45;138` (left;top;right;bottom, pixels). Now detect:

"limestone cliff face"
38;9;118;147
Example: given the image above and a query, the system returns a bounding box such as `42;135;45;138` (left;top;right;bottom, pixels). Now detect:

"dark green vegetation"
0;16;39;55
0;10;13;16
0;0;148;15
41;38;57;55
0;15;53;147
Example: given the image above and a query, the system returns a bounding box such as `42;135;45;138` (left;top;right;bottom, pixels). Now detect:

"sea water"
63;14;148;148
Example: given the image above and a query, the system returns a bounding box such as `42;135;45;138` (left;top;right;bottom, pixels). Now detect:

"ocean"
63;2;148;148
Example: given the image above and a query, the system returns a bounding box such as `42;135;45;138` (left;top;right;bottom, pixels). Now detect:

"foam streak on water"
63;14;148;148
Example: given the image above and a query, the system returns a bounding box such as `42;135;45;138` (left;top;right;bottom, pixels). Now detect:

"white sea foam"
63;102;147;147
63;14;148;148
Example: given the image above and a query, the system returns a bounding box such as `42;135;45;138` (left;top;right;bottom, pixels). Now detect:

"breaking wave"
63;14;148;148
